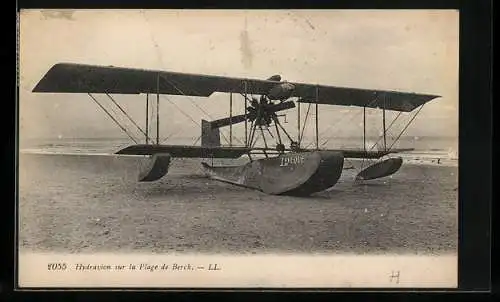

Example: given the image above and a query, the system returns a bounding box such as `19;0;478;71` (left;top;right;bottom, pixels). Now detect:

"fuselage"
202;150;344;196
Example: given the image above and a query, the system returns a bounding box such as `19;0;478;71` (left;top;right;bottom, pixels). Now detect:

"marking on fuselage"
279;154;305;167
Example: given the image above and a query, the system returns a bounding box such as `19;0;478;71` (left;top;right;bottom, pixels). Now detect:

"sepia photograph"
18;9;458;288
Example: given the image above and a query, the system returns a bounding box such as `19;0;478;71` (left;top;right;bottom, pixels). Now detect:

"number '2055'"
47;263;67;270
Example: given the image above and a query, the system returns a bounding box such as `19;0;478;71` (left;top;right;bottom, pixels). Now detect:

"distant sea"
18;135;458;160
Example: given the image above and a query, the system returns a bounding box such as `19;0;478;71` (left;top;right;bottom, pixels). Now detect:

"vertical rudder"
201;119;221;147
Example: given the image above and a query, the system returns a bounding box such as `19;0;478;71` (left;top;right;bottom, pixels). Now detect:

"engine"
267;82;295;100
204;74;296;129
267;75;282;81
265;74;295;101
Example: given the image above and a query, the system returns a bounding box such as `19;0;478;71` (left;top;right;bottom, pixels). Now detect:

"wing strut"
247;120;254;148
146;94;149;144
244;81;248;147
259;125;269;158
312;94;382;150
156;73;160;145
248;120;257;148
274;120;282;149
363;106;366;152
297;99;301;148
315;86;319;150
229;92;233;146
383;95;387;151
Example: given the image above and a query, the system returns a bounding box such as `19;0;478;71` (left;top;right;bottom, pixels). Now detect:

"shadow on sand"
134;180;248;198
181;174;210;180
352;182;387;187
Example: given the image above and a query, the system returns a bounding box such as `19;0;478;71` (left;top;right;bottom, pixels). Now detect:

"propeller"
208;97;295;129
206;74;294;129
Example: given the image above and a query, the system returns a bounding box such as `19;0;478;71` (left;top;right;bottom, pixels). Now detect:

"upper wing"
292;83;440;112
33;63;439;112
32;63;277;96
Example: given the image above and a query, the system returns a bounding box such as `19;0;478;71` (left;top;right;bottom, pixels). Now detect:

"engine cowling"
267;75;282;81
267;82;295;100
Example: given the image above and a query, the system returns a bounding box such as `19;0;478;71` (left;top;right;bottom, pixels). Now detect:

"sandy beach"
17;151;458;255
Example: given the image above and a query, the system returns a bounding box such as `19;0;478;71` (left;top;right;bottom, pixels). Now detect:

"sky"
19;9;459;146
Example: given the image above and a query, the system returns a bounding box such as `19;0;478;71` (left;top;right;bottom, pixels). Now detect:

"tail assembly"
134;118;220;182
201;119;221;147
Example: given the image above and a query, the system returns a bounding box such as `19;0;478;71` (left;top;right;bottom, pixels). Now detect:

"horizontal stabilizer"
207;114;247;129
208;101;296;129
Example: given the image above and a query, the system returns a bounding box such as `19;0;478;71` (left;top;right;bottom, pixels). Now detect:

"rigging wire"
162;95;201;127
158;95;227;147
274;116;295;143
310;97;381;149
358;106;424;171
105;93;148;137
159;74;245;146
300;103;312;145
266;126;275;139
146;93;155;137
360;111;403;169
251;132;261;149
366;111;402;152
162;76;215;121
192;135;202;146
388;104;425;151
88;93;139;144
317;110;366;149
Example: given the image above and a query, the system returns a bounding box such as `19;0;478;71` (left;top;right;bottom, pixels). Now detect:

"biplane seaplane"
32;63;440;196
